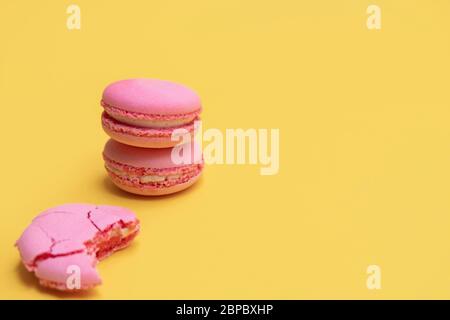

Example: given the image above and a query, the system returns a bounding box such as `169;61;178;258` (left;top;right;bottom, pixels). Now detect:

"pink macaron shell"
101;112;198;138
101;78;201;116
16;225;54;269
51;240;85;255
101;111;197;149
35;203;97;220
34;253;101;290
102;127;185;148
32;211;99;244
109;171;202;196
102;103;201;122
103;139;202;169
88;205;137;230
102;115;194;149
30;204;133;242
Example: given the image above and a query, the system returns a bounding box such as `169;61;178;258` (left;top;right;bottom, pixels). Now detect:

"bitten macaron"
103;139;203;196
101;78;202;148
16;204;140;291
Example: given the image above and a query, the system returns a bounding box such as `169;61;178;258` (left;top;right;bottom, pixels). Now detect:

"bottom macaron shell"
35;252;101;291
39;279;96;291
102;112;197;149
102;125;190;148
108;171;202;196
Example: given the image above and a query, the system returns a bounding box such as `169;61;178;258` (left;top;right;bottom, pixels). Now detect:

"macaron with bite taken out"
15;204;140;291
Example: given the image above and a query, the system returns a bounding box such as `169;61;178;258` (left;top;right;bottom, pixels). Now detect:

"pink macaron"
103;139;204;196
16;204;140;291
101;78;202;148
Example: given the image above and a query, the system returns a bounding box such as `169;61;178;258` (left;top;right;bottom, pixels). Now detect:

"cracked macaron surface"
16;204;140;291
101;78;202;148
103;139;204;196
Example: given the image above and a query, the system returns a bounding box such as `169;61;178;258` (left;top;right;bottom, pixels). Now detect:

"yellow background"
1;0;450;299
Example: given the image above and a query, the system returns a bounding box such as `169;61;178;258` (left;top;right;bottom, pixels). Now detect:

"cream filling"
107;226;125;238
106;111;196;128
120;228;127;236
119;227;133;237
106;164;181;184
87;225;136;256
140;175;166;183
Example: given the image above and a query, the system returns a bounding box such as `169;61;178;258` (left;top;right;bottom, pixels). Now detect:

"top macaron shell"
101;78;202;116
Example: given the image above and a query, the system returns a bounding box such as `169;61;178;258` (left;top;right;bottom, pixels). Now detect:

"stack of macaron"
100;79;204;195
